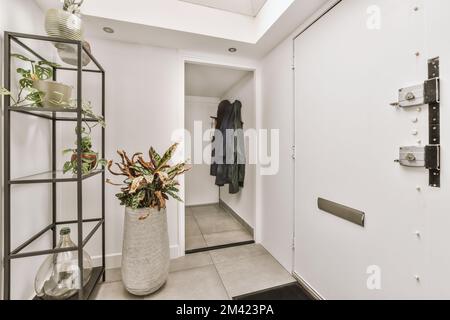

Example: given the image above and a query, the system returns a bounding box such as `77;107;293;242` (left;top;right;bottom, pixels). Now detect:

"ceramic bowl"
33;80;73;108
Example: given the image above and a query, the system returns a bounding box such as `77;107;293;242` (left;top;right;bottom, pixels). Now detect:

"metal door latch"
396;145;440;169
391;77;440;108
392;57;441;188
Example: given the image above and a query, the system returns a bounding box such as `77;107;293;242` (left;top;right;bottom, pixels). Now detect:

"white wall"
220;73;256;229
56;38;183;270
258;0;340;275
185;95;220;206
259;37;295;272
0;0;54;300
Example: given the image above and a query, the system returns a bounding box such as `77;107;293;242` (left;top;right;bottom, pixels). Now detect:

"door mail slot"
318;198;365;227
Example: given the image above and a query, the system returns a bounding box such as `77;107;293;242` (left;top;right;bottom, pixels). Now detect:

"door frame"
177;52;261;257
290;0;343;288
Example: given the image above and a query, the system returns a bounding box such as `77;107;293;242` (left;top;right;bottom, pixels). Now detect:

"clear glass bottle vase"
34;227;93;299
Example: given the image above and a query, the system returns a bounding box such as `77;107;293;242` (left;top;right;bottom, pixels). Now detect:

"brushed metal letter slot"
318;198;365;227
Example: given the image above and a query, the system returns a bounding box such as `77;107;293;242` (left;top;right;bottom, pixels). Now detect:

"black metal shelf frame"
3;32;106;300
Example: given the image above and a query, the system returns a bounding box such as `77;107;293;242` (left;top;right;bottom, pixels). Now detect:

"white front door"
294;0;450;299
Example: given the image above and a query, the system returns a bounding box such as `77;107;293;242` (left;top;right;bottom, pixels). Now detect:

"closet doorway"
184;62;256;253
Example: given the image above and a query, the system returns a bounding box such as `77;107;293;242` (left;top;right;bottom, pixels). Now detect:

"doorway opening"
184;62;256;254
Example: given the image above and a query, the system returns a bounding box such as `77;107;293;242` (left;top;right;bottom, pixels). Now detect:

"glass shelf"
9;169;103;184
10;218;104;259
8;106;99;122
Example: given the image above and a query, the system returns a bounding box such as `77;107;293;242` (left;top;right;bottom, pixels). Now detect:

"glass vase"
34;227;93;300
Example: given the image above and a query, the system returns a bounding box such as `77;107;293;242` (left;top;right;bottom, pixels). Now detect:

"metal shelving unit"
3;32;106;300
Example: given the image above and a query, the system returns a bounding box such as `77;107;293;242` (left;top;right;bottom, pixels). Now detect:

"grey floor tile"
170;252;213;273
210;244;268;265
186;235;207;251
105;268;122;283
191;204;222;216
185;216;202;237
215;253;295;298
145;265;229;300
203;230;252;247
185;207;194;216
92;281;143;300
196;214;244;234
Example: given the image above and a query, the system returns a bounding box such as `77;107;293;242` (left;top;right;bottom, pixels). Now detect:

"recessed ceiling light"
103;27;115;34
228;47;237;53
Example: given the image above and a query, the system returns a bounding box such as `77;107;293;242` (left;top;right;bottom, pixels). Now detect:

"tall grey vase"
122;207;170;296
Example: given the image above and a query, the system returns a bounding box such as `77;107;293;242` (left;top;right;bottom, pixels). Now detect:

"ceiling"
34;0;330;59
185;63;250;98
179;0;268;17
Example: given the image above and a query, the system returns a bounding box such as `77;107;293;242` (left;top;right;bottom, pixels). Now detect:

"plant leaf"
149;147;161;168
11;53;35;63
37;60;59;68
156;143;178;170
19;78;33;89
129;176;144;194
63;161;73;174
166;189;183;202
143;175;154;184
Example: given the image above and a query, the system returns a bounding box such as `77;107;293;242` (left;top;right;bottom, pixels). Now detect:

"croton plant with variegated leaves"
107;143;191;214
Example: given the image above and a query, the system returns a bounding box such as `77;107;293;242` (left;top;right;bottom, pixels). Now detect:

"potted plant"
63;127;107;175
63;102;106;175
6;53;72;108
107;143;190;295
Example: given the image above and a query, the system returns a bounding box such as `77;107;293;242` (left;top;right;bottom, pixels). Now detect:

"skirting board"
92;245;180;270
186;202;220;208
219;200;254;237
292;272;324;300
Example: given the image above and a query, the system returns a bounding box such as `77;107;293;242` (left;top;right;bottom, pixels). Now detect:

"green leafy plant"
62;104;106;175
1;54;59;106
63;126;107;175
107;143;191;214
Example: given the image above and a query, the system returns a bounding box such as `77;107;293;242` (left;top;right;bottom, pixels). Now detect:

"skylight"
179;0;268;17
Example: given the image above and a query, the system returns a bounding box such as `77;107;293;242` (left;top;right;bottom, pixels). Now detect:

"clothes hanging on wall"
210;100;246;194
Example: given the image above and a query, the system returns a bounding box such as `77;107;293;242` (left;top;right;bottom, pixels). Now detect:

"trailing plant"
107;143;191;213
62;104;106;175
75;100;106;130
63;126;107;175
0;54;59;106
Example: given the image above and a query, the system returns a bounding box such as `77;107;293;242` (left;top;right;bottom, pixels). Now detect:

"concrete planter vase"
121;207;170;296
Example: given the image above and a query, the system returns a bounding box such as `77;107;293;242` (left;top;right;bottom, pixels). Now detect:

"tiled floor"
185;204;253;251
92;244;295;300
